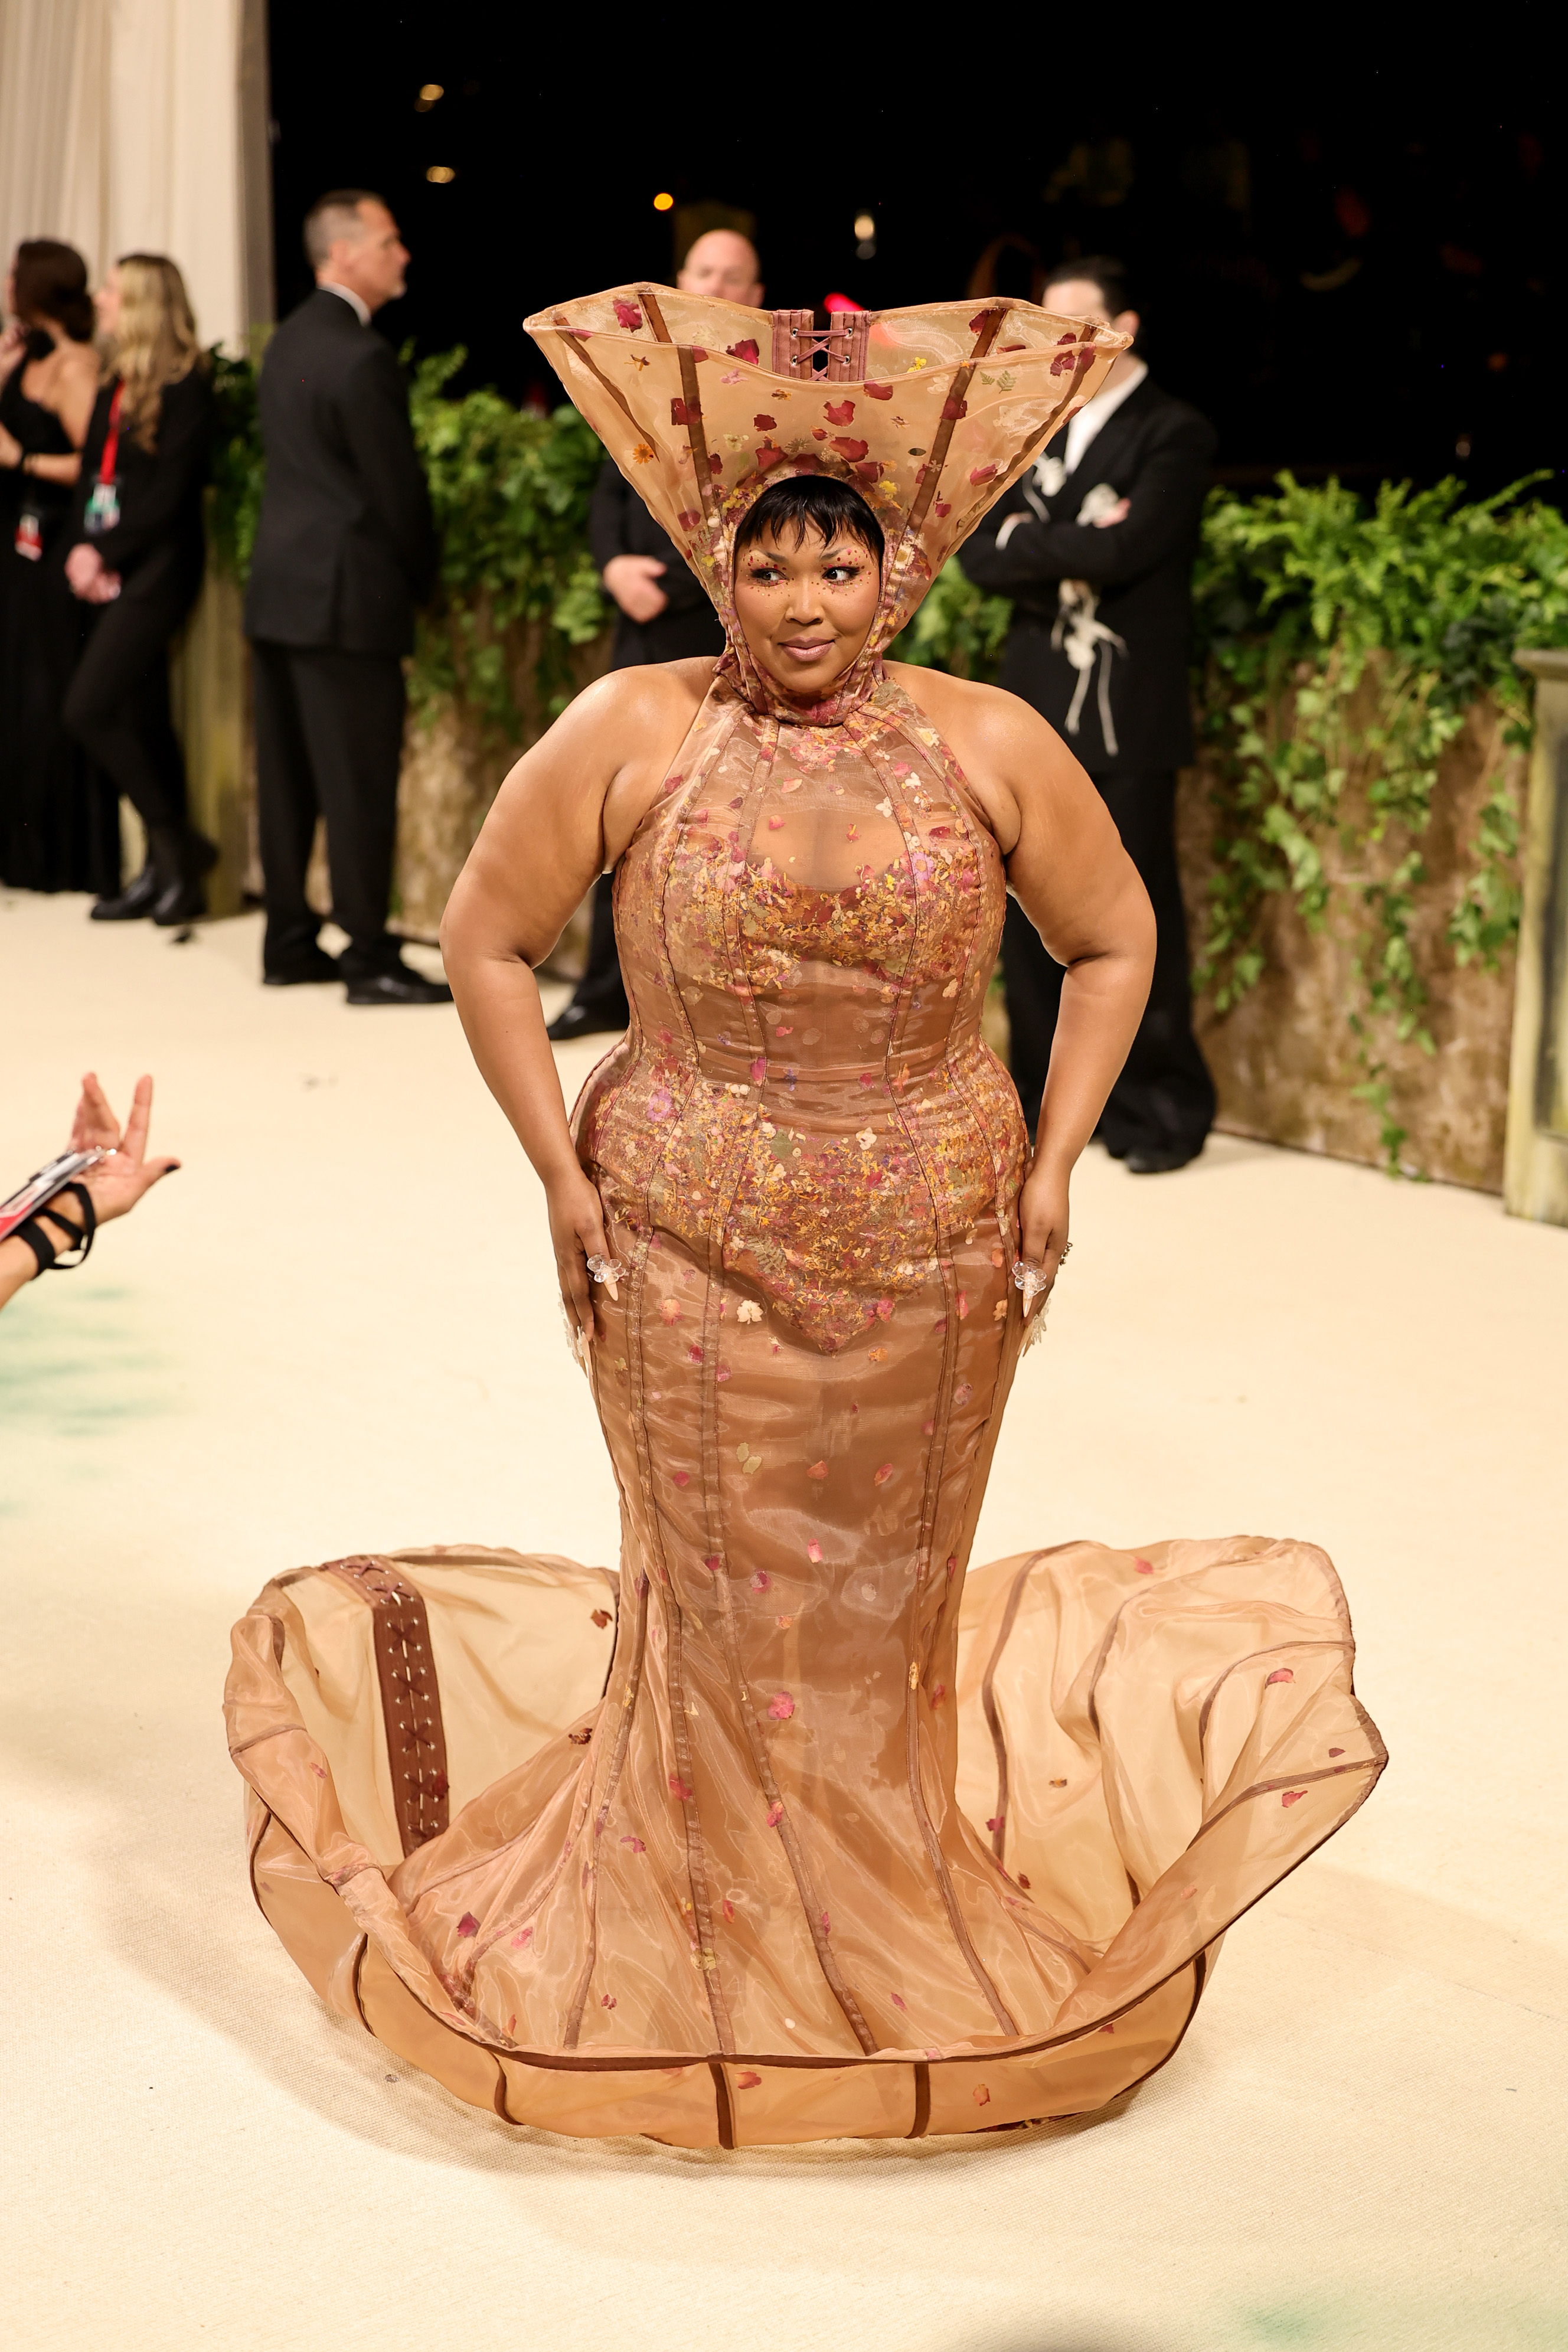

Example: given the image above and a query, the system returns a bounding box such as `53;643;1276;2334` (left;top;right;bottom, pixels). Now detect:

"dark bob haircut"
734;473;885;571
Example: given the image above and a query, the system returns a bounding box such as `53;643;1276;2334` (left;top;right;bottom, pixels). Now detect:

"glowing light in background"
652;191;674;212
854;211;876;261
824;293;863;315
426;165;456;184
414;83;443;110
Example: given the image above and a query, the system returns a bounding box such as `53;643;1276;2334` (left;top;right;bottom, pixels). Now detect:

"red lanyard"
98;383;124;485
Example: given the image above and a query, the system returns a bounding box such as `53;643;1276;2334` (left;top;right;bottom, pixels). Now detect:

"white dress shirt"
317;279;371;327
1063;358;1147;475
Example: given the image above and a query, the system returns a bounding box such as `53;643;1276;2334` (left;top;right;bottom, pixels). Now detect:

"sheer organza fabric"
226;290;1384;2145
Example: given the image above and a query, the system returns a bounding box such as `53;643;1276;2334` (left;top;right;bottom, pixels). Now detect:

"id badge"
84;482;119;536
14;507;42;561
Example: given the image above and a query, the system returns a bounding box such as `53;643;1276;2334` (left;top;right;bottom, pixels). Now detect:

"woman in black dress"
63;254;215;924
0;241;119;896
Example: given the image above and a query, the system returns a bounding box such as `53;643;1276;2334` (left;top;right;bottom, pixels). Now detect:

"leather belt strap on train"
321;1556;450;1854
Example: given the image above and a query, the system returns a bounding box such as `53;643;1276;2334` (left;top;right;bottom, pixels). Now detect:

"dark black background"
268;8;1563;499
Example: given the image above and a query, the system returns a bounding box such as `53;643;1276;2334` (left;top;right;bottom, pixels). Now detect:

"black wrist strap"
14;1181;96;1275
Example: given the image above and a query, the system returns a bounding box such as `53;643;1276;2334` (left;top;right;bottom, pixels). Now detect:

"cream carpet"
1;890;1563;2352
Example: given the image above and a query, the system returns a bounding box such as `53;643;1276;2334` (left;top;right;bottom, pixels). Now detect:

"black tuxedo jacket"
244;290;436;655
589;459;723;669
959;375;1216;775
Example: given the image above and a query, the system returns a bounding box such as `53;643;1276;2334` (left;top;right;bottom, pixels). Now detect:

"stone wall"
1176;689;1524;1191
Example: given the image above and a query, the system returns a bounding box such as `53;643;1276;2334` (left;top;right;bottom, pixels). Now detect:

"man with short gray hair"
245;190;446;1002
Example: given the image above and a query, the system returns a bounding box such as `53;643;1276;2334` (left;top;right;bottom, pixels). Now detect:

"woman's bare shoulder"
887;661;1051;753
563;654;717;741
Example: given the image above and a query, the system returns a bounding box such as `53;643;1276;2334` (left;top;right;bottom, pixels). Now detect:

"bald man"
548;231;763;1044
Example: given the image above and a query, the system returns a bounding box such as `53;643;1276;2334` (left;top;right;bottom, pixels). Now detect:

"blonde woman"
63;254;215;923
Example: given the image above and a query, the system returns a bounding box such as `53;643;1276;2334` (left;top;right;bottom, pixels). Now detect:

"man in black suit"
961;257;1217;1170
545;229;755;1044
245;190;448;1004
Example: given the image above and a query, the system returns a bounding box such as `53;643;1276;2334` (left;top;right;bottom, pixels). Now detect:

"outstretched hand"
68;1072;181;1222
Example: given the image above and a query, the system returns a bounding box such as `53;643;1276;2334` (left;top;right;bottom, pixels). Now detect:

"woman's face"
94;267;122;339
732;523;882;701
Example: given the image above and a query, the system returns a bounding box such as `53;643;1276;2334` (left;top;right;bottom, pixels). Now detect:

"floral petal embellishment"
807;1459;829;1480
824;398;855;424
873;1462;894;1486
767;1691;796;1720
620;1836;646;1853
511;1927;533;1948
600;1992;616;2008
942;977;959;998
864;380;893;399
612;298;643;331
1134;1557;1154;1574
892;1992;907;2011
659;1298;682;1324
986;1815;1003;1833
1280;1789;1308;1807
969;463;997;484
972;2085;990;2107
766;1801;785;1827
1049;1776;1068;1788
831;436;869;461
1266;1668;1295;1685
722;1897;736;1922
672;1470;690;1488
669;1774;693;1801
310;1763;327;1779
1181;1884;1197;1899
591;1607;611;1627
1328;1746;1345;1757
753;413;776;430
735;2070;762;2089
458;1913;480;1938
736;1300;763;1323
806;1539;822;1563
1016;1873;1031;1889
736;1442;763;1474
727;339;759;364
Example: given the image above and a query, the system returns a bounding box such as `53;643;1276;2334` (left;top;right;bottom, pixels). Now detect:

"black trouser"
62;543;200;838
568;873;630;1025
1004;769;1216;1158
251;641;406;975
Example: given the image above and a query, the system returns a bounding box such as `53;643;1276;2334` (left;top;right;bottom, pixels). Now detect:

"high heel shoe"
89;860;162;922
149;827;219;926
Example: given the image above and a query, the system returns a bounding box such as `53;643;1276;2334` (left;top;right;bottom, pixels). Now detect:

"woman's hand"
0;420;21;469
64;541;103;597
69;1072;180;1223
546;1163;612;1354
1015;1154;1070;1320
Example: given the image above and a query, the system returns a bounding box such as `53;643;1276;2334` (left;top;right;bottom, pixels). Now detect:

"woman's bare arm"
439;660;707;1344
894;664;1155;1304
26;347;99;482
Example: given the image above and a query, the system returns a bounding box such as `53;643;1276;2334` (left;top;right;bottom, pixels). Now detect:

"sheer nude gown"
226;290;1384;2147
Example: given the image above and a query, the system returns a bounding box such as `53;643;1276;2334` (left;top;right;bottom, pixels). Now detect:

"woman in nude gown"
225;290;1384;2148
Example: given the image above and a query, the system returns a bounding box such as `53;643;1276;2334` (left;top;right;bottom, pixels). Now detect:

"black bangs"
734;475;886;570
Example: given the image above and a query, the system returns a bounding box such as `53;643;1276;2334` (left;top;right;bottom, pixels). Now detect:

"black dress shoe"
264;949;342;986
90;861;162;921
547;1001;629;1043
344;963;453;1006
149;827;219;926
1123;1143;1203;1174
